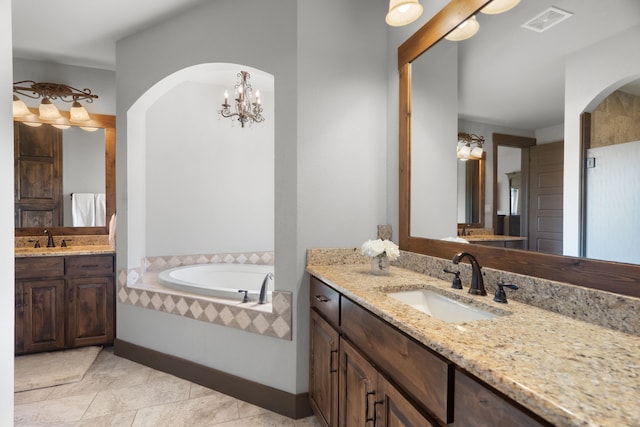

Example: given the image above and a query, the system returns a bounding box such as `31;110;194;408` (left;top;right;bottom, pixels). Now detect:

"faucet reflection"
452;251;486;296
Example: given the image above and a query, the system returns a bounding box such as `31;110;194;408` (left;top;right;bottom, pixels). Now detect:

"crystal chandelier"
218;71;264;128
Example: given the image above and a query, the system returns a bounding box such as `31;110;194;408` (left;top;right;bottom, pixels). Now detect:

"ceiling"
11;0;211;70
456;0;640;130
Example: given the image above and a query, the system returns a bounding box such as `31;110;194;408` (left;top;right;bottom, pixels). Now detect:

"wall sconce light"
445;15;480;41
457;132;485;161
385;0;423;27
13;80;98;124
218;71;265;128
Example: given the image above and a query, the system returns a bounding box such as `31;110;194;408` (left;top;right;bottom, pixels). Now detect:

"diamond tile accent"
219;307;234;325
117;251;289;340
190;300;203;319
151;294;163;310
253;314;270;334
272;292;290;315
235;310;251;330
118;287;129;303
163;295;176;312
176;298;190;315
139;291;151;307
271;317;291;338
204;304;219;322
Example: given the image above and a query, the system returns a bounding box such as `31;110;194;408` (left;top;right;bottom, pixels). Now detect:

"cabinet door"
376;376;439;427
339;338;379;427
21;279;65;353
15;283;25;353
67;276;115;347
310;309;339;427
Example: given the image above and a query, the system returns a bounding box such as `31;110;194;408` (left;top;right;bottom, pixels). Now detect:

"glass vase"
371;255;390;275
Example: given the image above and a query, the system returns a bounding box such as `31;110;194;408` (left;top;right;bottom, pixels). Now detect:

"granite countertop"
14;245;115;257
306;263;640;427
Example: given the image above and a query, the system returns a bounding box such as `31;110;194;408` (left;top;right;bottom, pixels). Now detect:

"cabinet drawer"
453;370;548;426
15;257;64;280
341;297;453;424
310;276;340;328
66;255;114;277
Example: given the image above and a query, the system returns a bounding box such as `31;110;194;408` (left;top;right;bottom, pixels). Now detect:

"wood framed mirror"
14;108;115;237
398;0;640;298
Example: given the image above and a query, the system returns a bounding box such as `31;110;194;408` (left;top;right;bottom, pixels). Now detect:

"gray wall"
1;0;14;422
116;0;389;394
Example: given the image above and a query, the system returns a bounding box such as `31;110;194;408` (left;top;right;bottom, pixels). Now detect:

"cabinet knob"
315;295;330;303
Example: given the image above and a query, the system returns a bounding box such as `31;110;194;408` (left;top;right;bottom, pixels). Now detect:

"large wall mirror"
399;0;640;297
14;109;115;236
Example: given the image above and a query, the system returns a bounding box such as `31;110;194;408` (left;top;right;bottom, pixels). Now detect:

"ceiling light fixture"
219;71;265;128
13;80;98;123
445;15;480;41
385;0;423;27
457;132;485;161
480;0;520;15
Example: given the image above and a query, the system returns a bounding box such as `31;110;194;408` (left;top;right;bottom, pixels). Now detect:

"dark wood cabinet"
340;338;437;427
15;254;115;355
310;309;339;427
339;338;378;426
14;122;63;228
309;275;551;427
16;279;66;354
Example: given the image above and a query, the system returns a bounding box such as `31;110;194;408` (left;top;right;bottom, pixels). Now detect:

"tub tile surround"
306;248;640;426
119;251;292;340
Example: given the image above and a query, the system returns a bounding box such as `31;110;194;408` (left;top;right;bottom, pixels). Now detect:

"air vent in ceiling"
521;7;573;33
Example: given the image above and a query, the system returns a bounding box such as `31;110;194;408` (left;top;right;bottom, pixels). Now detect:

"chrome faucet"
44;229;55;248
259;272;273;304
451;251;486;295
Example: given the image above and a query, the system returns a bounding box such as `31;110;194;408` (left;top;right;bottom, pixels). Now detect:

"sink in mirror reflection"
387;289;503;323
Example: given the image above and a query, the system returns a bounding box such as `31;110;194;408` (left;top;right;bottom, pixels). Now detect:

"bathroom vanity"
14;249;115;355
307;253;640;426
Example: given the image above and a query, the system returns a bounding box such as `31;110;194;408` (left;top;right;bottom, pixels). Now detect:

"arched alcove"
127;63;274;267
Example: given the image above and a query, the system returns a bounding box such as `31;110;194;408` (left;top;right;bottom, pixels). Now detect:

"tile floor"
14;347;321;427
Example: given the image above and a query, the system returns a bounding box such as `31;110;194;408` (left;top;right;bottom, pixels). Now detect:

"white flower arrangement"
361;239;400;260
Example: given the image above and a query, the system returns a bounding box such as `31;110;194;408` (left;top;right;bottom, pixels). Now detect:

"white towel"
72;193;96;226
95;193;106;226
108;213;117;249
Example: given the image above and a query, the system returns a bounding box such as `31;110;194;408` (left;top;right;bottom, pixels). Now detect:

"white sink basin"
387;289;498;323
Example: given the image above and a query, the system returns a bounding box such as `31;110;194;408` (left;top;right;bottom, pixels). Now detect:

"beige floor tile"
294;415;322;426
190;382;219;399
213;411;296;427
54;410;137;427
14;393;97;426
84;377;190;419
132;393;239;427
14;347;321;427
14;386;55;405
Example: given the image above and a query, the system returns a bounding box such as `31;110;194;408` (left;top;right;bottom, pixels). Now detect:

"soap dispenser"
443;269;463;289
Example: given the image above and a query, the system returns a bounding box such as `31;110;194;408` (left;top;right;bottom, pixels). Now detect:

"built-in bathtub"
158;263;274;302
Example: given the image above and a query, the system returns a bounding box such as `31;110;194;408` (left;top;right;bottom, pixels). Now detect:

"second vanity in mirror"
14;109;115;238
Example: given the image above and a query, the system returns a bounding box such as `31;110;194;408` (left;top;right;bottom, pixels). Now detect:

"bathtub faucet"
259;273;274;304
